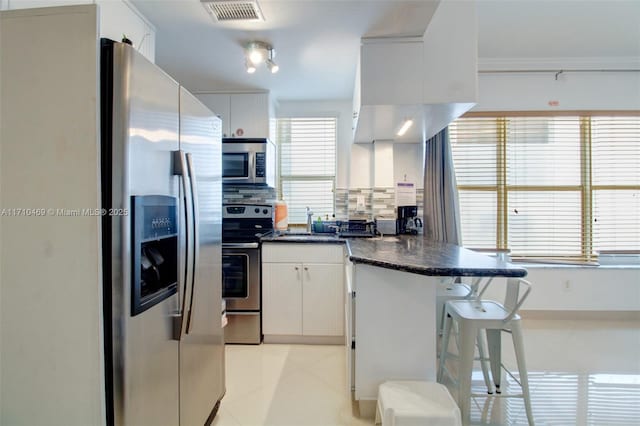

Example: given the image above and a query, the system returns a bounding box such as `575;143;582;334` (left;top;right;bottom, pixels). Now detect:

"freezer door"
107;41;181;426
178;86;224;425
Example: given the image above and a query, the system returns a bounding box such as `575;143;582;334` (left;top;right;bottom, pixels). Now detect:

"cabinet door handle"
295;266;299;271
304;267;308;271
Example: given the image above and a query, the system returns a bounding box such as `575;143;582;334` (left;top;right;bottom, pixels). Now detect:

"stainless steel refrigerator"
101;39;224;426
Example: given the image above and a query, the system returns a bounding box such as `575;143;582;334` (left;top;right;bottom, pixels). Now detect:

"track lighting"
266;59;279;74
245;59;256;74
244;41;279;74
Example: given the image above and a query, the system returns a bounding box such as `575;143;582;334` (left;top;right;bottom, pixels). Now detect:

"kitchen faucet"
306;207;313;232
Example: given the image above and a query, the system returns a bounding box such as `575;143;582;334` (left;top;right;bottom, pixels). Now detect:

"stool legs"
439;319;535;426
439;314;494;394
438;313;453;383
457;321;477;424
476;331;494;394
486;329;502;393
511;321;534;426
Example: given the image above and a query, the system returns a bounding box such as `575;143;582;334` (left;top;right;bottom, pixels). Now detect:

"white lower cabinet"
302;263;344;336
262;263;302;335
262;243;344;341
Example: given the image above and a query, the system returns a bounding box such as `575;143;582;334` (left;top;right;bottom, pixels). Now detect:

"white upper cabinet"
353;0;477;144
197;92;271;139
3;0;156;63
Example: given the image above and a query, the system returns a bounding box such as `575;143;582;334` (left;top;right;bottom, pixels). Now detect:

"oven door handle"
222;243;260;249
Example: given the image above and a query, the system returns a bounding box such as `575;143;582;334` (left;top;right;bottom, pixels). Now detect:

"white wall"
276;100;352;188
350;142;424;190
1;6;105;424
474;63;640;111
394;143;424;188
2;0;156;62
350;143;373;188
480;267;640;312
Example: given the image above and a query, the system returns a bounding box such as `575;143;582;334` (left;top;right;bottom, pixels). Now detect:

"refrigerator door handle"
171;149;191;340
185;152;199;334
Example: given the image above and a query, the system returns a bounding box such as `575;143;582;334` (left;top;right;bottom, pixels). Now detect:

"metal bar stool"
437;278;534;425
437;277;494;395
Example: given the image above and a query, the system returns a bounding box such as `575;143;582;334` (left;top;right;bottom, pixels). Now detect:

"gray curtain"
423;127;462;245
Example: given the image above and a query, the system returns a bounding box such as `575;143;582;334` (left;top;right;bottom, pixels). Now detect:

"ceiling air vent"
201;0;265;22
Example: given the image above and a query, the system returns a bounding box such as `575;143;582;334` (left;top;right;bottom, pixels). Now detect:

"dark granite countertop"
260;234;526;277
347;236;527;277
261;233;346;244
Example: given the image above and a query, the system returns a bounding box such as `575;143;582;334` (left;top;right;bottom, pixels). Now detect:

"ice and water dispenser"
131;195;178;316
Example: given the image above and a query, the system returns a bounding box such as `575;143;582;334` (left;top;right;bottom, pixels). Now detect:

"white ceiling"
131;0;640;101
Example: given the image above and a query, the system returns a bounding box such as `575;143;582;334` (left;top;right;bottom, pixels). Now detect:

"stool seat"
375;381;461;426
436;283;473;332
448;299;521;323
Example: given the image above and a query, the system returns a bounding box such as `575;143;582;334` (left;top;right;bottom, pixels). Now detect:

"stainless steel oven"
222;245;259;306
222;204;273;344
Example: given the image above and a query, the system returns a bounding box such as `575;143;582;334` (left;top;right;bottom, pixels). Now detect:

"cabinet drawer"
262;243;344;263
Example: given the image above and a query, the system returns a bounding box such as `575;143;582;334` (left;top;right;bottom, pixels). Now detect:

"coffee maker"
396;205;423;235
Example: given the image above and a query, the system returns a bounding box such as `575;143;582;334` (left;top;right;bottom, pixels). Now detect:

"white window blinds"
450;114;640;262
506;117;583;258
450;118;499;249
592;116;640;253
276;117;337;224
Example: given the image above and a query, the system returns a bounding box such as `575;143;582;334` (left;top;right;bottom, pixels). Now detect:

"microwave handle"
249;152;255;181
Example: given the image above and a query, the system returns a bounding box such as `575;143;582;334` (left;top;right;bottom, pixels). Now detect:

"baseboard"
263;334;345;345
357;399;377;420
521;310;640;321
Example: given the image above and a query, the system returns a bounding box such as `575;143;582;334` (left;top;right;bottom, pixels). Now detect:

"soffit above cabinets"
353;0;478;144
356;103;476;144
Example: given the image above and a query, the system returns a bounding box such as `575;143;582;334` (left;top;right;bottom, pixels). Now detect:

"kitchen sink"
276;231;339;238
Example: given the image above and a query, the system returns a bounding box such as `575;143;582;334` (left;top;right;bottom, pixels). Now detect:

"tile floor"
213;318;640;426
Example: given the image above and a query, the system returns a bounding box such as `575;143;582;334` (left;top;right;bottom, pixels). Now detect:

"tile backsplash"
222;184;424;222
335;187;424;220
223;184;277;205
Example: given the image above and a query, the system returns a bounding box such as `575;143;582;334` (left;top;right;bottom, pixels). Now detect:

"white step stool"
375;381;461;426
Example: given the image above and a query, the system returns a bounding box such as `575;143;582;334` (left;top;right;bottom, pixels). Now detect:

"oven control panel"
223;204;273;219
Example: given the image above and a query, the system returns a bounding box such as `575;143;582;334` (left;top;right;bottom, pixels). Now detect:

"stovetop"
222;203;274;243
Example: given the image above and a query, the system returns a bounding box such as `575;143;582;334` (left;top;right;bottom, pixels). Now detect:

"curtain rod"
479;69;640;80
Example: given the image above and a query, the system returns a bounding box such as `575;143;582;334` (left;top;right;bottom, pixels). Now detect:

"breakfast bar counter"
342;236;527;415
260;233;528;413
347;237;527;278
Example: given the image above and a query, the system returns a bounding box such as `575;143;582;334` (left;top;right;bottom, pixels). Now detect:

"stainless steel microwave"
222;138;276;186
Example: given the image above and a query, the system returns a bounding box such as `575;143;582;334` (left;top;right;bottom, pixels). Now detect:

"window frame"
452;111;640;263
276;116;338;225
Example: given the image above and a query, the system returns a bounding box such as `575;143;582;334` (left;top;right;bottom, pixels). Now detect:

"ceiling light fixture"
244;41;278;74
266;59;279;74
397;119;414;136
245;60;256;74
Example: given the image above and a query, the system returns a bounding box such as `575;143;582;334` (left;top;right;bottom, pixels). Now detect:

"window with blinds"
450;114;640;262
276;117;337;224
591;117;640;252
